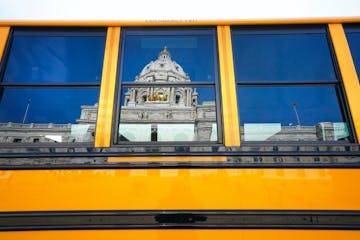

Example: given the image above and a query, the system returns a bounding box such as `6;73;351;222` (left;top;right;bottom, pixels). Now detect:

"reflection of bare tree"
292;102;301;126
0;104;97;144
22;98;31;124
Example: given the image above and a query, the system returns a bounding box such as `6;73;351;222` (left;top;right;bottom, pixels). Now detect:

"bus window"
231;25;351;142
0;27;106;144
115;27;221;144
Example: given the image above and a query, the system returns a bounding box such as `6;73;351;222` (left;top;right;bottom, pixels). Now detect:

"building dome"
135;47;190;83
124;47;197;108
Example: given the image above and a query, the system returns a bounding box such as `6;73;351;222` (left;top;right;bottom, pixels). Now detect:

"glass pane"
0;88;99;143
121;28;216;82
3;34;106;83
237;86;349;141
345;32;360;82
118;87;217;142
232;30;337;82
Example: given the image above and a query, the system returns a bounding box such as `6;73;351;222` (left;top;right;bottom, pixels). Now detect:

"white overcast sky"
0;0;359;21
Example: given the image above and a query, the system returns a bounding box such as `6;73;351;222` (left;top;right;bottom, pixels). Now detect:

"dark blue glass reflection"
345;32;360;81
0;88;99;124
237;86;349;141
121;29;216;82
232;32;337;82
3;36;105;83
237;86;344;125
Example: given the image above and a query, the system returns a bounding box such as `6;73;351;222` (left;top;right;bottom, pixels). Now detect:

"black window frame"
113;27;223;146
231;24;356;144
0;27;107;147
344;23;360;82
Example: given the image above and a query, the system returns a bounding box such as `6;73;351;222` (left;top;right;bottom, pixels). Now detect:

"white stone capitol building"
0;47;217;143
118;47;217;142
0;47;346;143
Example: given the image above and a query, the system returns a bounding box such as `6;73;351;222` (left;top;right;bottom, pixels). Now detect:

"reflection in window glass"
232;26;351;142
0;88;99;124
0;28;106;144
3;35;105;83
345;26;360;82
237;87;349;141
119;87;217;142
0;88;99;144
121;29;216;82
232;29;337;82
117;28;219;143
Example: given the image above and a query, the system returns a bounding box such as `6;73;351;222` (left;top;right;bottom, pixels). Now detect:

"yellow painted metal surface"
0;169;360;211
0;27;10;62
1;17;360;26
217;26;240;146
109;156;227;162
95;27;121;147
1;230;360;240
329;24;360;143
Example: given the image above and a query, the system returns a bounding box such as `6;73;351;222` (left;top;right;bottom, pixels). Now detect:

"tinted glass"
0;88;99;143
237;86;349;141
119;87;217;142
0;29;105;144
0;88;99;124
232;30;337;82
121;29;216;82
3;35;105;83
345;29;360;81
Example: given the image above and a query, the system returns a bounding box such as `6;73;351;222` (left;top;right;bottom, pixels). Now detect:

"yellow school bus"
0;18;360;239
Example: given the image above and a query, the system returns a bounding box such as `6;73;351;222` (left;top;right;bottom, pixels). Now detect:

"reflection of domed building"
124;47;198;108
0;47;217;144
0;48;345;144
119;47;217;142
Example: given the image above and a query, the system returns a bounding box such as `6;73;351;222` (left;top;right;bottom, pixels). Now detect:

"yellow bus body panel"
0;168;359;211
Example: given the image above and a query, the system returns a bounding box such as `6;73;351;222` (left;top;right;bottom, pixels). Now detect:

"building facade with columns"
0;48;348;144
118;47;217;142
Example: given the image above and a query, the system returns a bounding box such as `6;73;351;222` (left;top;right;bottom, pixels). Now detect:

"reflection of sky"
232;33;337;82
120;29;216;82
0;88;99;124
237;86;344;126
3;36;105;83
0;32;106;124
345;32;360;82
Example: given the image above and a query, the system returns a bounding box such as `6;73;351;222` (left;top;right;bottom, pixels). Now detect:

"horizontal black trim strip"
121;82;215;87
231;25;327;34
2;162;360;170
0;83;100;87
122;27;215;36
13;27;107;36
343;23;360;33
0;162;360;170
1;210;360;231
236;81;338;86
0;150;359;158
0;141;355;148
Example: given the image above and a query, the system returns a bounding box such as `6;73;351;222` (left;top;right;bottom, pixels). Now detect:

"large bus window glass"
232;26;351;142
0;28;106;144
116;28;220;143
